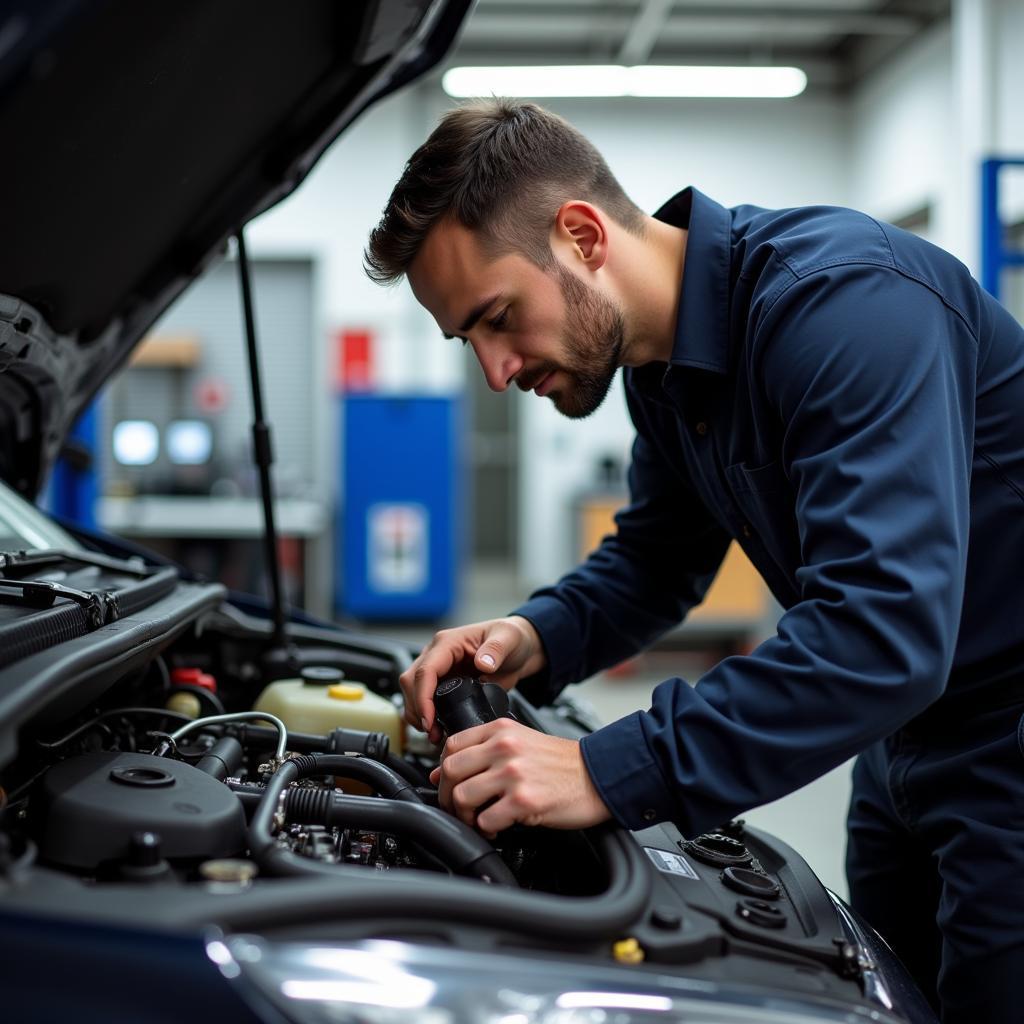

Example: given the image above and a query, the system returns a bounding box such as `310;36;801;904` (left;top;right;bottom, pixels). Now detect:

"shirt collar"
653;187;733;375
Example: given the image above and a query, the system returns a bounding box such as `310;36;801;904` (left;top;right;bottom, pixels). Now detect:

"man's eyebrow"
441;294;501;340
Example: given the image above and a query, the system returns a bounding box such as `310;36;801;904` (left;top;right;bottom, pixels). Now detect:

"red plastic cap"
170;667;218;692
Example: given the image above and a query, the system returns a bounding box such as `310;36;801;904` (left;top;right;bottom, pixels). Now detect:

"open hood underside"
0;0;470;496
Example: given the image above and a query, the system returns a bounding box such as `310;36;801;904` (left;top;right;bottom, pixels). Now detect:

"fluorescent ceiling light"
442;64;807;99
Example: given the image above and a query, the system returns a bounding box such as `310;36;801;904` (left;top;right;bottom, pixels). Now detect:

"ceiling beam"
618;0;675;64
462;11;924;45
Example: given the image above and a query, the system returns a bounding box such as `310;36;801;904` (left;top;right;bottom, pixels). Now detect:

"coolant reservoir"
253;667;404;753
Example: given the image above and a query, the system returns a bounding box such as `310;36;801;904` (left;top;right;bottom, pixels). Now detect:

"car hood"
0;0;471;497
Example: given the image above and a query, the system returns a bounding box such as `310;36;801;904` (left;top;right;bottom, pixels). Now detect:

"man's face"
408;219;624;419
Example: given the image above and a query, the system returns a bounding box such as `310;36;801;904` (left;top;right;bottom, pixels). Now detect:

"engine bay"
0;578;917;1020
0;580;629;895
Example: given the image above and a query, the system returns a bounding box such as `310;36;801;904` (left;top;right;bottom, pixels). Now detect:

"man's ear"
553;201;608;270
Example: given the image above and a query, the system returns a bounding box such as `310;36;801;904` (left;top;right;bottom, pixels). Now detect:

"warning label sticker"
367;502;429;593
644;847;699;880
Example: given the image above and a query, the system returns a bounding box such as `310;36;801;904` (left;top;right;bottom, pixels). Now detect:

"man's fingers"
474;650;498;673
401;617;540;740
475;795;517;836
434;725;507;823
438;738;491;785
414;671;439;734
451;776;504;830
473;621;522;675
403;634;462;731
432;723;610;832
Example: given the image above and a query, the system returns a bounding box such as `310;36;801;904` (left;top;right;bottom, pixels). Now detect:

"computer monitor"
166;420;213;465
112;420;159;466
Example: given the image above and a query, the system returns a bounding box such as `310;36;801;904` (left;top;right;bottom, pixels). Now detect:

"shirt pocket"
726;459;788;496
724;460;803;585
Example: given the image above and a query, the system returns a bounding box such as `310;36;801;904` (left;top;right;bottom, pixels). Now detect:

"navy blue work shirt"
512;187;1024;836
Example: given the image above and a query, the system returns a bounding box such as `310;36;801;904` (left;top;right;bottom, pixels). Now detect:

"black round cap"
683;832;752;867
736;898;787;929
301;666;344;685
721;865;780;899
434;676;497;736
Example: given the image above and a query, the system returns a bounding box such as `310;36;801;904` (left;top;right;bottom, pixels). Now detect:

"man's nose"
475;343;523;393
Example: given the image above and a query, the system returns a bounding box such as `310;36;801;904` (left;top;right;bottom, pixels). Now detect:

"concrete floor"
370;561;853;899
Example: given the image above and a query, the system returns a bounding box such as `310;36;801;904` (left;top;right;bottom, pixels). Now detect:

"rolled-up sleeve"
582;266;978;834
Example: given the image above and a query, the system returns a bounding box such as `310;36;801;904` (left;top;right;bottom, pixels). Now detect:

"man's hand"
428;718;612;834
401;616;546;744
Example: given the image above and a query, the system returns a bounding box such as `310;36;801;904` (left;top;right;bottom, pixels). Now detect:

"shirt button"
642;809;657;822
741;523;753;540
694;421;708;437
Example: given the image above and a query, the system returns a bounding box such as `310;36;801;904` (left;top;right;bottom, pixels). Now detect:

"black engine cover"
38;751;246;870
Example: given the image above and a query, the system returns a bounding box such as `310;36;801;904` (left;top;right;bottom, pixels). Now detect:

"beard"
544;262;625;419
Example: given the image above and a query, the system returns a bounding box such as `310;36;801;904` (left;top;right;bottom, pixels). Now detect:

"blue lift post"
980;157;1024;300
46;402;99;529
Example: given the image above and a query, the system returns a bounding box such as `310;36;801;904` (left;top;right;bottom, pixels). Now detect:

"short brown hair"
364;99;645;284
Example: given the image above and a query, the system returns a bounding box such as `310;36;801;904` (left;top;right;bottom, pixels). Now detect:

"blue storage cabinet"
338;394;463;619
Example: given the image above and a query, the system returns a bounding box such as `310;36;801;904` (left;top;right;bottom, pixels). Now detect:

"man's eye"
488;308;509;331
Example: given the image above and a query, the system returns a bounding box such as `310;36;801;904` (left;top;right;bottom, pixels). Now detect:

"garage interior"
48;0;1024;901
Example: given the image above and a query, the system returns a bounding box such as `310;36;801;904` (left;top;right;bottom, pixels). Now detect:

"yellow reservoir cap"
612;937;645;964
253;677;403;752
328;682;366;702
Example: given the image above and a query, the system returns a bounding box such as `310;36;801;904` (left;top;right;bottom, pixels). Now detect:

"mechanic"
365;99;1024;1023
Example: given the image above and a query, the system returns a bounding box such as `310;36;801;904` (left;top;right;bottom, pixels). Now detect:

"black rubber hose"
195;736;244;781
283;788;516;885
182;823;650;942
228;724;428;787
247;759;299;862
280;752;419;809
231;723;336;753
309;753;422;803
229;783;263;818
383;753;428;787
231;783;449;874
246;756;513;885
325;728;389;761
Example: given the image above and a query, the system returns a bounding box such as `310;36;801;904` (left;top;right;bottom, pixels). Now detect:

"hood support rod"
235;229;289;650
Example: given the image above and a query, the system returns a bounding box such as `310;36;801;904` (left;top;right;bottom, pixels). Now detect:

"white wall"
994;0;1024;222
243;89;469;518
247;88;464;396
848;24;952;241
995;0;1024;156
848;2;1024;270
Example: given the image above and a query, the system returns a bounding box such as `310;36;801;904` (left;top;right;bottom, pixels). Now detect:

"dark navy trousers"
846;671;1024;1024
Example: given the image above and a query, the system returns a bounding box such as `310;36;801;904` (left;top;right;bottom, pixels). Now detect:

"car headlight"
207;932;907;1024
827;892;937;1024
